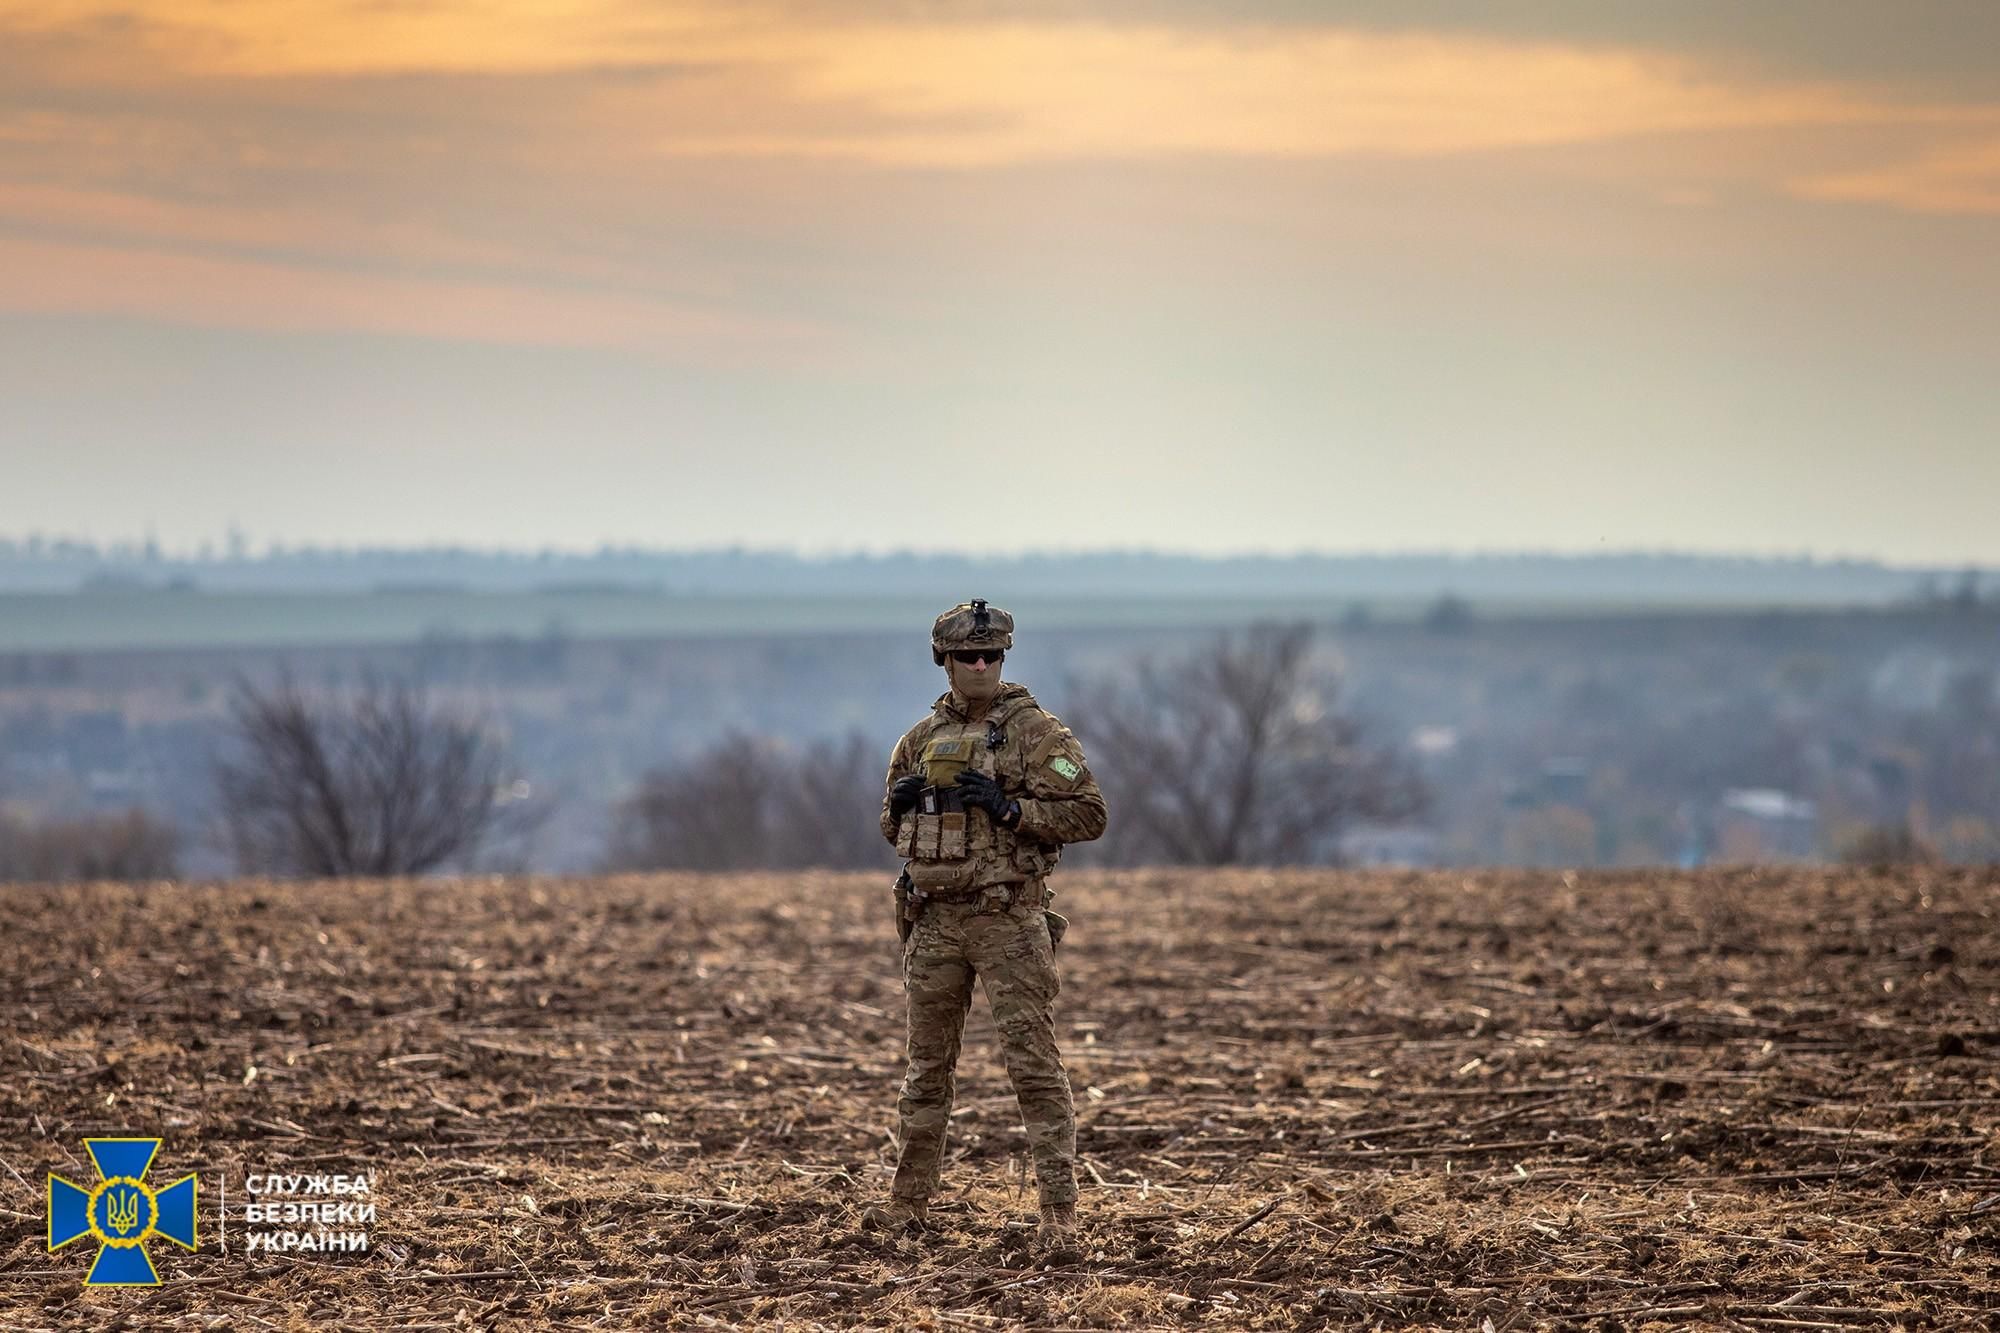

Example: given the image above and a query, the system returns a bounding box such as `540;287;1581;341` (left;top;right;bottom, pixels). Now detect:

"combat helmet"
931;599;1014;665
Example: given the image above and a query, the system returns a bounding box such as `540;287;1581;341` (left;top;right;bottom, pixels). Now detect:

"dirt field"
2;868;1996;1329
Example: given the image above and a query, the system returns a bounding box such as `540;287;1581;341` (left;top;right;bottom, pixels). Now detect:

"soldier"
863;600;1107;1258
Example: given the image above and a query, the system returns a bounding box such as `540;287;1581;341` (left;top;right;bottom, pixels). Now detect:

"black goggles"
948;649;1004;665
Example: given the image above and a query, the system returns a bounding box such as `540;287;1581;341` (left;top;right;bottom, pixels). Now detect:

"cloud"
782;1;2000;101
651;26;1843;166
2;0;1996;355
5;3;1982;166
1795;136;2000;215
0;229;826;358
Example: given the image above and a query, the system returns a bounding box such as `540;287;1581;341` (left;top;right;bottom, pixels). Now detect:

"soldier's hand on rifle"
954;770;1021;828
888;773;925;819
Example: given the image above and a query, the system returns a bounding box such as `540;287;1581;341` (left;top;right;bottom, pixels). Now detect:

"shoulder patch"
1025;722;1067;768
1048;754;1081;781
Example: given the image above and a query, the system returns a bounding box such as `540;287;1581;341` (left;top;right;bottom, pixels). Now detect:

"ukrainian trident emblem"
48;1138;197;1285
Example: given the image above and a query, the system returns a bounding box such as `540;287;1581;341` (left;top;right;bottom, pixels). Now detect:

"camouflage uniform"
878;605;1107;1228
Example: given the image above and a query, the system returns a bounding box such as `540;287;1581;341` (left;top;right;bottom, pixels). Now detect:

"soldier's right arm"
880;729;922;845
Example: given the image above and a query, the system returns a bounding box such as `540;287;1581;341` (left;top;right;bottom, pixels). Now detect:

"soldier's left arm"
1011;716;1107;845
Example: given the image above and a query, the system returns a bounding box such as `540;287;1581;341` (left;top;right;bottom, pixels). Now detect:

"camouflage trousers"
890;880;1077;1208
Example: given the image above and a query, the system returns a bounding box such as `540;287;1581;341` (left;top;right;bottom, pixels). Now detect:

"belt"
909;876;1027;906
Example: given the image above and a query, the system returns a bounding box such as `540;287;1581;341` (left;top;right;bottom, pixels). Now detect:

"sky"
2;1;1997;562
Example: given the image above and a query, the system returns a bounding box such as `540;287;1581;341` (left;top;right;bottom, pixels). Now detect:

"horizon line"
0;535;1993;574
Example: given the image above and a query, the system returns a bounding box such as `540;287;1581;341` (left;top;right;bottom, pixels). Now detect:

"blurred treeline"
1;601;1997;879
0;808;177;883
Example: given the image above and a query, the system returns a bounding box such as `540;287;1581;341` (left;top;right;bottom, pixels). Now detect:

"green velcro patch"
1048;755;1081;781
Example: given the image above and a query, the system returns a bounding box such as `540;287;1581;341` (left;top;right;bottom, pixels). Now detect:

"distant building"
1712;788;1819;863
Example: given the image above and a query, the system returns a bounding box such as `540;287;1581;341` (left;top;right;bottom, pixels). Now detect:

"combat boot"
859;1198;928;1231
1036;1202;1082;1262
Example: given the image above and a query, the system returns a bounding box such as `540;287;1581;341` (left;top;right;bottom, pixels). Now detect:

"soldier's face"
947;651;1003;701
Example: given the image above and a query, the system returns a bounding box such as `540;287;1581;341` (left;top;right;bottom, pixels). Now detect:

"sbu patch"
1047;755;1081;782
923;736;978;787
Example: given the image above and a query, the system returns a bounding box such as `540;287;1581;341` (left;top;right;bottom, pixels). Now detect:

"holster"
893;869;916;942
1041;885;1067;948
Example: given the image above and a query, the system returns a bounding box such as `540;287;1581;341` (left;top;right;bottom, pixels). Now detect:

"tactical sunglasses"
949;649;1004;665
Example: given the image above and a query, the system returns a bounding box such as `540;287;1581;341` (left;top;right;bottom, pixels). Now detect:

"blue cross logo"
48;1138;198;1285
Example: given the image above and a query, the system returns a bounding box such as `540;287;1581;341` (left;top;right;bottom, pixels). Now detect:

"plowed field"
3;868;1996;1328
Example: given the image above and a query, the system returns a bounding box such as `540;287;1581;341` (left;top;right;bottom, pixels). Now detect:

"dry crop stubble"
1;867;1995;1328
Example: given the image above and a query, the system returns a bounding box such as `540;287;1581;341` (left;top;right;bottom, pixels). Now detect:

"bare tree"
1838;823;1937;869
215;674;516;877
605;732;773;872
1071;622;1425;865
606;730;888;871
765;733;894;869
0;808;180;883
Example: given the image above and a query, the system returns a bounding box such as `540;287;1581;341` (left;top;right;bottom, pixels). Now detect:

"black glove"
954;770;1019;827
888;774;925;819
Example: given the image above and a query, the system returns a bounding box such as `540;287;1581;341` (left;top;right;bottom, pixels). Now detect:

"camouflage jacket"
881;683;1107;887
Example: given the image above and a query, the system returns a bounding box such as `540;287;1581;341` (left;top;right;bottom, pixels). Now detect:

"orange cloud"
2;0;741;77
1794;136;2000;215
4;0;1996;354
732;26;1917;166
0;182;528;269
7;2;1985;165
0;230;824;360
